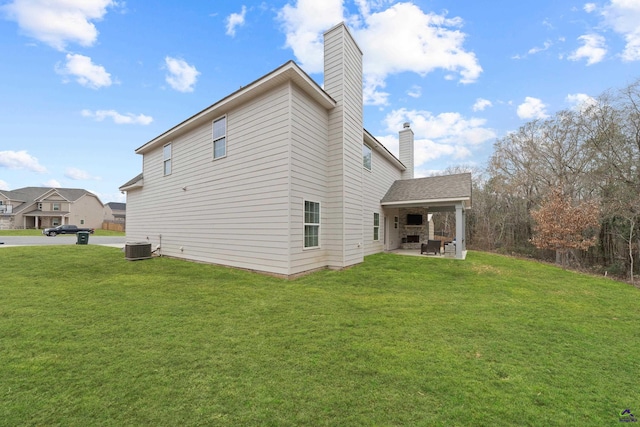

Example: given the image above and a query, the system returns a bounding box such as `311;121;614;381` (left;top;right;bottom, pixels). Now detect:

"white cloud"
0;150;47;173
56;53;112;89
278;0;482;105
278;0;344;73
528;40;552;55
164;56;200;92
566;93;597;111
517;97;549;120
407;85;422;98
568;34;607;65
380;108;495;167
584;3;597;13
43;179;61;188
81;109;153;125
0;180;9;191
226;5;247;37
472;98;492;112
65;167;101;181
1;0;116;51
602;0;640;61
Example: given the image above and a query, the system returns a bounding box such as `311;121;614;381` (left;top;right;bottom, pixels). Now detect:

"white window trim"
213;115;227;160
363;143;372;171
303;200;321;250
163;143;172;176
373;212;380;241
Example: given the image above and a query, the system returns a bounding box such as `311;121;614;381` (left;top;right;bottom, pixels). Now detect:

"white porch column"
455;203;465;259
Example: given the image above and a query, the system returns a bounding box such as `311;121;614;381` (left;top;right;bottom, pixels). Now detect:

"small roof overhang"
23;210;70;217
119;173;144;192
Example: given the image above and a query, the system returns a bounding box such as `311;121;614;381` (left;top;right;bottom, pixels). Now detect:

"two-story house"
120;22;471;277
0;187;104;230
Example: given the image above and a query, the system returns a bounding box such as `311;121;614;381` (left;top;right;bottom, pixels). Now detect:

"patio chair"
420;239;441;255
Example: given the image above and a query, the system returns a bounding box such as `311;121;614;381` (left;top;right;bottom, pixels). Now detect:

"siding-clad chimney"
323;22;364;268
399;122;414;179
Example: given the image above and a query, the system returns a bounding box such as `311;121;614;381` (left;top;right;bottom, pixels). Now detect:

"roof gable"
135;61;336;155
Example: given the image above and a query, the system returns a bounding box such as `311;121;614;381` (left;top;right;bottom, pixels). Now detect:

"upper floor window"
213;116;226;159
53;203;60;211
363;144;372;171
38;203;43;210
163;143;172;176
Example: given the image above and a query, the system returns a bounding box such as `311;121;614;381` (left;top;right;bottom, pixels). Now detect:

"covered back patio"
380;173;472;260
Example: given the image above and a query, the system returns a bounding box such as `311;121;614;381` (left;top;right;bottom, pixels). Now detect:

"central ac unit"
125;242;152;260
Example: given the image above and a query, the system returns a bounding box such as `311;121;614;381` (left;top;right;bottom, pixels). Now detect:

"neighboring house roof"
381;173;472;208
0;187;103;214
106;202;126;211
135;60;336;155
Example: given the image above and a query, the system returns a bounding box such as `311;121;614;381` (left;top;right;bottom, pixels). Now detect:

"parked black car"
43;225;95;236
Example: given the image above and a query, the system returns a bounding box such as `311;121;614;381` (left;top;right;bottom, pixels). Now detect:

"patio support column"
455;203;465;259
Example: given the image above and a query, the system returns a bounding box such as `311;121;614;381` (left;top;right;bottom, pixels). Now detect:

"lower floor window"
374;212;380;241
304;200;320;248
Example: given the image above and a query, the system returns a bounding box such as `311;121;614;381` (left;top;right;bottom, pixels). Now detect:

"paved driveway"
0;235;126;248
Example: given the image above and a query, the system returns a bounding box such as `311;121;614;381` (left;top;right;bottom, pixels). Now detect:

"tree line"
451;78;640;282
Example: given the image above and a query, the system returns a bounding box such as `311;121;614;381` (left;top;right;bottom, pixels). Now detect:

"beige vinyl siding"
363;146;403;255
324;23;364;270
289;83;330;274
125;84;293;275
67;194;104;229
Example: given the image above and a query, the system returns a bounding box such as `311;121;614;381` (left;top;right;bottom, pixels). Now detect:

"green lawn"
1;247;638;426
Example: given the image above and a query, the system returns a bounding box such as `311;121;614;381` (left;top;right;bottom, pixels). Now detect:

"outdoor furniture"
421;239;441;255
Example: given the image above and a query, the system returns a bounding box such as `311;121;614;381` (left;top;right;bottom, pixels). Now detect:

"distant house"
0;187;103;230
104;202;126;223
120;22;471;277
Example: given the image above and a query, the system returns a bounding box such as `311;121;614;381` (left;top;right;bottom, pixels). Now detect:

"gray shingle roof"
119;173;143;190
106;202;126;211
0;187;102;214
381;173;472;204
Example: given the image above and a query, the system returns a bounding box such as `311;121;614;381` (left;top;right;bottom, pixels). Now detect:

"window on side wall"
394;216;399;229
304;200;320;249
163;143;172;176
374;212;380;241
363;143;372;171
213;116;226;159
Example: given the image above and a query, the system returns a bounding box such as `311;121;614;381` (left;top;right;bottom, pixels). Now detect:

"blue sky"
1;0;639;203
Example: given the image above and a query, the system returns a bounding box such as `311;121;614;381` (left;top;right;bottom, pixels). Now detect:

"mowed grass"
1;247;638;426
